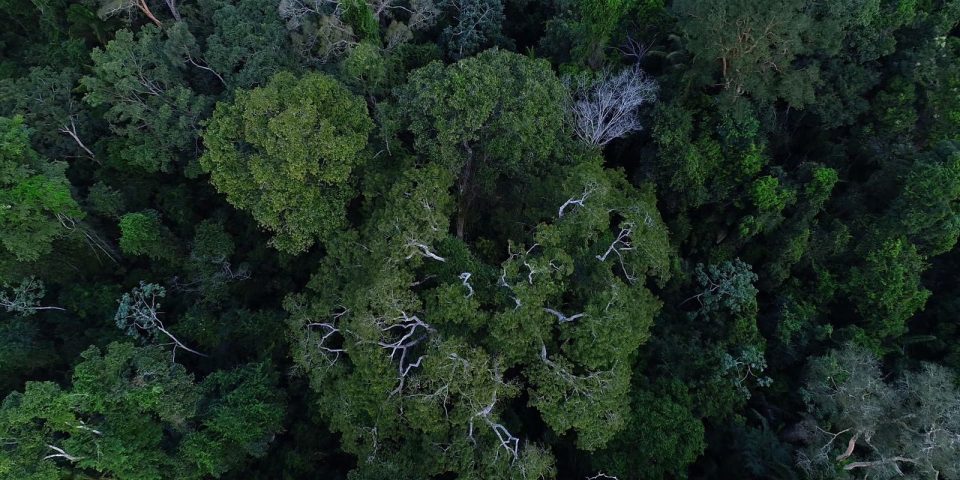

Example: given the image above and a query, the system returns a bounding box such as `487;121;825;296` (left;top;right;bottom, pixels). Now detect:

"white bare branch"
58;117;96;160
405;240;446;262
539;344;616;401
570;66;658;147
459;272;474;298
543;308;586;324
378;311;433;396
43;445;83;462
185;54;226;87
1;277;65;315
115;283;207;360
497;268;522;308
305;307;349;367
596;223;637;283
470;390;520;463
558;184;595;218
73;419;103;436
587;473;619;480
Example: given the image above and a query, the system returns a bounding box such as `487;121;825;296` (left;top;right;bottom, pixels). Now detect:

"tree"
439;0;506;59
569;65;659;147
0;116;83;264
286;154;672;475
0;342;285;479
1;276;65;316
592;381;705;479
81;25;212;173
115;282;207;359
200;71;373;254
170;220;250;304
395;49;569;238
0;67;98;160
686;259;759;316
118;210;172;260
672;0;818;109
846;237;930;347
885;141;960;257
799;344;960;479
199;0;298;90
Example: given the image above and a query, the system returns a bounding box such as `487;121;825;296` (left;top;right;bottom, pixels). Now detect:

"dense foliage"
2;1;959;479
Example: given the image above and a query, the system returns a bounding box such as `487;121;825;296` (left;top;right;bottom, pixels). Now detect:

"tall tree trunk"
137;0;162;27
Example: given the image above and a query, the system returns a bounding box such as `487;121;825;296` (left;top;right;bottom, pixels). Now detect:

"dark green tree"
0;116;83;265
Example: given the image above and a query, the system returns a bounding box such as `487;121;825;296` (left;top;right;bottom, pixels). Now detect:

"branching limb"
570;66;658;146
58;117;96;160
596;223;637;283
471;390;520;463
305;307;348;367
405;240;446;262
558;184;595;218
378;311;433;396
543;308;586;324
1;277;66;315
43;445;83;462
459;272;474;298
185;53;226;86
115;283;207;360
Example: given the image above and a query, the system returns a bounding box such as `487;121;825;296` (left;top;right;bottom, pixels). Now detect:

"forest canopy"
1;0;960;479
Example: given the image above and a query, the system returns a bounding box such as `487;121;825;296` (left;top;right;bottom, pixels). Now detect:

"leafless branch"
570;66;658;147
543;308;586;324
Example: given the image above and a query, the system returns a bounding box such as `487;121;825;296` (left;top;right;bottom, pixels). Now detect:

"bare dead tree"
798;345;960;478
618;35;653;63
569;66;658;147
57;213;120;265
407;0;441;30
443;0;501;59
279;0;359;63
279;0;337;27
369;0;439;29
